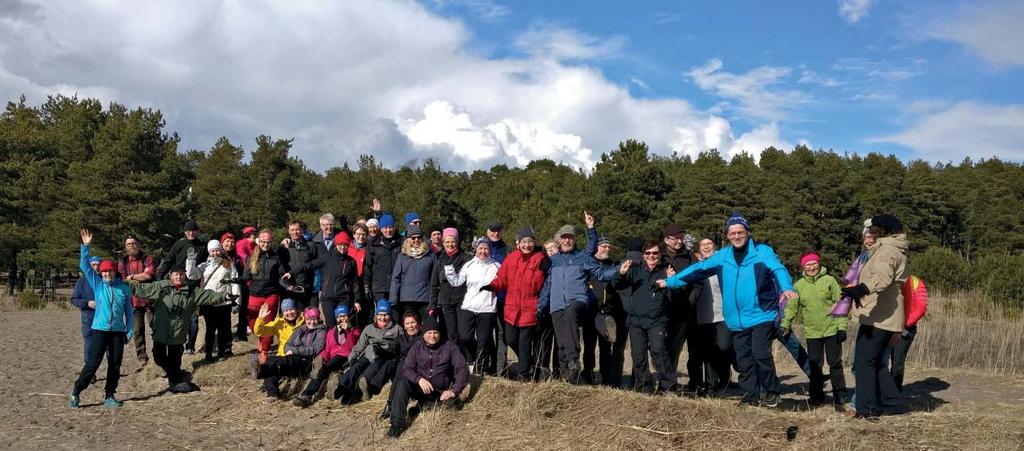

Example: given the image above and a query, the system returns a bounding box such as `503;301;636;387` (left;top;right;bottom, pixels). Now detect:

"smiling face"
170;270;185;286
375;312;391;328
336;314;350;329
353;227;367;245
727;225;748;249
442;236;458;253
663;234;684;252
487;228;502;242
643;245;661;268
517;237;535;254
699;238;716;259
595;242;611;260
209;248;222;259
803;260;820;277
863;231;876;248
544;241;558;257
381;225;394;238
221;237;235;251
475;242;491;259
424;330;440;345
282;308;298;322
558;234;575;252
100;269;115;282
403;315;420;335
288;223;302;241
319;219;334;236
368;223;380;236
258;231;272;251
430;231;442;245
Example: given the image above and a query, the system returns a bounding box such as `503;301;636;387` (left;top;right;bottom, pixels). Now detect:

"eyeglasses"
727;231;748;238
408;236;423;240
644;252;660;256
665;235;682;241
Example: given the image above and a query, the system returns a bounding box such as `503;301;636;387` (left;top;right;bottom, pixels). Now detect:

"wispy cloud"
925;0;1024;67
514;21;627;61
686;58;810;122
652;12;684;25
431;0;510;22
872;101;1024;161
838;0;873;24
797;69;841;87
629;76;649;91
831;57;925;81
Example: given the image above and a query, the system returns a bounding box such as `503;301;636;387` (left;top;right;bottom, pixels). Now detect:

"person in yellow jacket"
251;298;303;363
842;214;909;418
780;251;847;411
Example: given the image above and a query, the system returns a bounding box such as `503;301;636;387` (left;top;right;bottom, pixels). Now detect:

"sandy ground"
0;309;1022;450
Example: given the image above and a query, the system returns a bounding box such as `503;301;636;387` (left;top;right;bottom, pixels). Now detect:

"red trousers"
248;294;280;353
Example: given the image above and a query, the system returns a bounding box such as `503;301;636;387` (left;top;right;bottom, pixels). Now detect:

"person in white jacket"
445;237;501;374
195;240;241;362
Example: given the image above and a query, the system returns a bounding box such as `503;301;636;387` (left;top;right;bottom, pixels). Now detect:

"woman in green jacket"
780;251;847;410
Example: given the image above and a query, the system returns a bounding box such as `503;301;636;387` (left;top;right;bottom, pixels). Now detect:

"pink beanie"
443;227;458;239
799;252;820;267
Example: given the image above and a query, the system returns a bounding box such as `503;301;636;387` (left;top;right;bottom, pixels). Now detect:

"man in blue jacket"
539;215;618;384
657;212;797;407
71;256;101;365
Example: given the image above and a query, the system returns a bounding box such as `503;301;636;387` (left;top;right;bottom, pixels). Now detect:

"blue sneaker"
68;394;80;409
103;396;123;408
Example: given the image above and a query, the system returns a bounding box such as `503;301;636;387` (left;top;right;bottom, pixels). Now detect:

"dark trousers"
300;355;348;398
665;314;688;387
235;289;249;338
551;302;596;378
494;308;508;371
440;304;460;342
457;309;496;373
628;322;675;392
807;334;847;402
73;330;126;397
888;325;916;391
80;323;93;365
320;298;353;330
186;314;199;352
854;325;907;415
698;322;733;389
504;324;535;379
398;303;430;325
290;290;314;312
338;357;398;400
132;305;153;361
259;354;314;396
152;342;186;385
733;323;781;398
533;315;557;378
389;378;448;428
202;304;233;357
595;311;627;388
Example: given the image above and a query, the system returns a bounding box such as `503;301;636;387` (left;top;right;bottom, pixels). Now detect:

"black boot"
386;421;404;439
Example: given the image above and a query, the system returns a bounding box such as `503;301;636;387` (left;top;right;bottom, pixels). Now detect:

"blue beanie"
281;298;297;311
404;212;420;225
88;256;102;264
375;299;392;314
379;214;396;228
725;211;750;231
301;231;313;241
333;304;351;318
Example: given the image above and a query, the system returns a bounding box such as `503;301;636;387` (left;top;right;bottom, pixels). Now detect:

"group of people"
69;201;926;438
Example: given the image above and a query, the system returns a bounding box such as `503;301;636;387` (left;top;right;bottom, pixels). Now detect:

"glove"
900;329;912;340
225;293;239;306
840;283;869;301
479;284;494;292
836;330;847;343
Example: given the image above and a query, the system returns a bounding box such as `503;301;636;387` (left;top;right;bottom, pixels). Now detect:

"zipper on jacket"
733;261;743;330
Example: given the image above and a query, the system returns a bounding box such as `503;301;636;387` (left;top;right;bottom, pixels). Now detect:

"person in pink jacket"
293;304;362;407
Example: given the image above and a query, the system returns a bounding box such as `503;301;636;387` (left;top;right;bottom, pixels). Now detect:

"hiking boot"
171;382;196;393
379;404;392;420
739;392;760;407
220;350;235;359
833;400;847;413
762;392;781;408
204;354;217;364
68;394;80;409
293;395;312;408
248;354;261;380
103;396;123;408
185;348;196;355
386;422;403;439
357;377;371;401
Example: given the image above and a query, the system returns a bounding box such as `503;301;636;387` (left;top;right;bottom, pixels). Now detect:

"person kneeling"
386;315;469;439
294;304;361;407
255;307;326;400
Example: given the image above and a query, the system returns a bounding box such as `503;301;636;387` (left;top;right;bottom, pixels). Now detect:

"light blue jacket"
664;239;792;331
80;245;133;337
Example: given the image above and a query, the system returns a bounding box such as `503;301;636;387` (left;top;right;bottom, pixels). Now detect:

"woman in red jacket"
485;226;548;380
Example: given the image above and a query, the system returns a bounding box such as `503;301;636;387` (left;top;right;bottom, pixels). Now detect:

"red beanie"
220;232;236;242
98;260;116;272
799;252;820;267
335;230;352;245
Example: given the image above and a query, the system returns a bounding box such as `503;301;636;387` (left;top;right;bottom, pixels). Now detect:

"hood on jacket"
402;238;431;259
872;234;908;253
800;266;829;282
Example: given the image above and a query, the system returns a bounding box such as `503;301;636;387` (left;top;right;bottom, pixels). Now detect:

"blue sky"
1;0;1021;170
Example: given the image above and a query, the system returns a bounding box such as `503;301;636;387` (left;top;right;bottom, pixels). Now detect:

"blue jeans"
81;323;93;365
779;330;812;377
186;314;199;351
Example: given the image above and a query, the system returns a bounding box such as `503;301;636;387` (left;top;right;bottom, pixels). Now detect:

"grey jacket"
284;324;327;357
390;240;435;304
349;321;401;362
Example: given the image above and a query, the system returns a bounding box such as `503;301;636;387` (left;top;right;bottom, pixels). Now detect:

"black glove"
841;283;869;301
479;284;495;292
836;330;847;343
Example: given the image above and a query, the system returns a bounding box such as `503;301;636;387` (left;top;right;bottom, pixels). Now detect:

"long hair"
249;229;273;274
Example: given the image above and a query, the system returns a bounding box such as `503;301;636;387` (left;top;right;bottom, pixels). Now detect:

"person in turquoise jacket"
657;212;797;408
780;251;848;410
70;228;134;409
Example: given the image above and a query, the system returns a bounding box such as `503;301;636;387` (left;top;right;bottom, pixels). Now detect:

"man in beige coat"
842;214;910;418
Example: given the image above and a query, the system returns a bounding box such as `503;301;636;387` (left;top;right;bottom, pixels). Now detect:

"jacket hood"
402;238;431;258
873;234;908;252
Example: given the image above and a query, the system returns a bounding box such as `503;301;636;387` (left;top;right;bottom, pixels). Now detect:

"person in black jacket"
616;239;677;394
243;229;286;357
590;232;627;388
430;227;470;341
279;219;321;311
156;220;208;279
364;213;403;307
660;223;702;393
286;231;365;330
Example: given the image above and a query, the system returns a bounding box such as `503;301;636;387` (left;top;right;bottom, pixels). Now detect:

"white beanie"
862;218;872;236
207;239;222;252
366;218;379;228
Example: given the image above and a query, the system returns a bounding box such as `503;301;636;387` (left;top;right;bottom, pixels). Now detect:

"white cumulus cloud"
871;101;1024;161
838;0;873;23
687;58;810;122
926;0;1024;67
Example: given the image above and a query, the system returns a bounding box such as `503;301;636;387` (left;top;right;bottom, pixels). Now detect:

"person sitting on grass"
780;251;848;411
293;304;362;407
379;312;423;420
126;263;239;394
386;315;469;439
253;307;326;400
336;300;400;404
70;229;133;409
251;298;303;364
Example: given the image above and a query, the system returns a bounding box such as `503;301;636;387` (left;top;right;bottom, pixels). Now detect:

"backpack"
901;275;928;328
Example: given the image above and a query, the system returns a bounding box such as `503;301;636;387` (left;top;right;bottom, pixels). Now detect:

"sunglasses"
644;251;660;256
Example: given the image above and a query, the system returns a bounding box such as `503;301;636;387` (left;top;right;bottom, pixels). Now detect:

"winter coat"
156;238;208;279
856;234;909;333
401;339;469;395
290;247;365;305
445;257;501;314
661;247;702;320
365;236;403;294
79;245;133;336
615;261;673;328
128;280;226;345
243;248;286;296
198;259;241;306
284;324;327;357
397;330;423;360
489;249;547;327
70;276;96;327
349;321;401;362
430;250;471;310
665;239;794;332
348;244;366;277
322;326;361;361
236;238;255;269
118;252;156;307
279;238;321;290
590;256;625;316
696;275;724;325
390;239;435;305
539;247;619;314
782;267;846;339
253;315;305;357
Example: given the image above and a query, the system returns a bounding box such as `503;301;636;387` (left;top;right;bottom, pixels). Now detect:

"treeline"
2;96;1022;305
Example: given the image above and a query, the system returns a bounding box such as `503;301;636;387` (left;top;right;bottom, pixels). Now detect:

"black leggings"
152;342;186;386
457;309;496;372
73;330;126;397
504;324;535;379
201;304;233;357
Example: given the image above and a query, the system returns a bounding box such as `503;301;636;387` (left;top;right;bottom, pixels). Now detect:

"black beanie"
516;226;535;241
871;214;902;235
421;314;440;333
626;238;645;252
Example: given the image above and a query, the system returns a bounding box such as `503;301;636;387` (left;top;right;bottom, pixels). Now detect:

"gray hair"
319;213;335;224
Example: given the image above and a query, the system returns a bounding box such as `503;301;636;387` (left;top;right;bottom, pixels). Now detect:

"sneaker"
739;392;760;407
204;354;217;364
68;394;80;409
357;377;371;401
386;422;403;439
762;392;781;408
293;395;312;408
248;354;261;380
103;396;123;408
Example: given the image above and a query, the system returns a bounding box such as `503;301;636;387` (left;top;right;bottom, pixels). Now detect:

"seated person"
250;298;303;367
379;312;423;419
294;304;362;407
253;307;326;400
336;300;400;403
386;315;469;439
